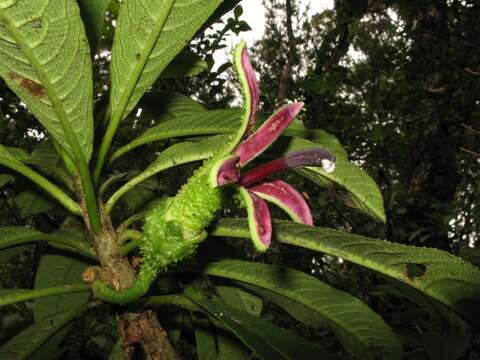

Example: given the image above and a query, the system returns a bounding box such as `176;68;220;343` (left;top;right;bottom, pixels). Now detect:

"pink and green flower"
210;41;336;251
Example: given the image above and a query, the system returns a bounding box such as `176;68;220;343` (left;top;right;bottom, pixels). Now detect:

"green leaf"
110;109;239;163
0;173;14;188
33;254;90;321
203;260;402;360
0;226;96;259
216;285;263;316
95;0;223;179
0;0;94;161
0;306;86;360
287;137;386;222
120;176;158;213
186;289;339;360
14;191;54;218
0;245;30;265
0;285;89;307
195;316;250;360
210;219;480;328
109;0;222;122
77;0;111;52
141;91;206;119
106;136;225;212
160;51;208;78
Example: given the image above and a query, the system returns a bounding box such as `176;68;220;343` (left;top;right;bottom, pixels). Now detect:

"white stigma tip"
321;159;335;173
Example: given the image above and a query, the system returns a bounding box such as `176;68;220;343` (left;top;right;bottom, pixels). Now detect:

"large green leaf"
106;136;225;212
0;306;86;360
159;51;208;78
286;137;386;222
110;109;239;163
210;219;480;327
202;260;402;360
33;254;90;321
14;191;53;219
109;0;222;122
186;289;339;360
77;0;110;52
0;226;96;259
0;0;94;161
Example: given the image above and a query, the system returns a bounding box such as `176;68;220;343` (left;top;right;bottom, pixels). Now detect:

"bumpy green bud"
141;158;225;272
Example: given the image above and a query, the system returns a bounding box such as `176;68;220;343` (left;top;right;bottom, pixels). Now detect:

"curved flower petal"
249;180;313;225
238;186;272;252
239;148;336;187
209;154;241;187
226;40;260;153
235;102;304;166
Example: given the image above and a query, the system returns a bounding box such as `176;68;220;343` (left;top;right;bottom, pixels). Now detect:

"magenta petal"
241;47;260;135
239;148;336;187
249;180;313;225
235;103;304;166
238;187;272;252
209;155;241;187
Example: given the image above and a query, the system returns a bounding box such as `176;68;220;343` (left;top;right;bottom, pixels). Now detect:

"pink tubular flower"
209;41;336;251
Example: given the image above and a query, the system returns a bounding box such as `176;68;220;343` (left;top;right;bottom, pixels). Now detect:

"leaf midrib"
109;0;175;125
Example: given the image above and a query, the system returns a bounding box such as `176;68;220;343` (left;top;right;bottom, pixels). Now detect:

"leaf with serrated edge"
203;260;402;360
0;0;94;160
210;219;480;328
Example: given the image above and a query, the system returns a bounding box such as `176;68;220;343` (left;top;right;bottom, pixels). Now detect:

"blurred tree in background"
1;0;479;358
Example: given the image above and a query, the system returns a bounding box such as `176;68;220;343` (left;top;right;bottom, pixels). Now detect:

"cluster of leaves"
0;0;479;359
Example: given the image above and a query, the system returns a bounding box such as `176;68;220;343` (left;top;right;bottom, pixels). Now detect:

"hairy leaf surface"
211;219;480;327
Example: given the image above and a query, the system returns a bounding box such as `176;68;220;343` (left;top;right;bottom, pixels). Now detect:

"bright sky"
240;0;334;45
213;0;334;68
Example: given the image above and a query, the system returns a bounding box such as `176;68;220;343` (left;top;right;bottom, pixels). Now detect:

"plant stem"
0;158;81;215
